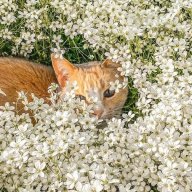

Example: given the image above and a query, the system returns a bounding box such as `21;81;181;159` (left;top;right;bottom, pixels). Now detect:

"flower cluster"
0;84;134;192
1;0;192;192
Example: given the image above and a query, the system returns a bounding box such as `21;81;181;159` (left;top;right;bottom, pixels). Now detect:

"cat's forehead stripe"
79;65;101;73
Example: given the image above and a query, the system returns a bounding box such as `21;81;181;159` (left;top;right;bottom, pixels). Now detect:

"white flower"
119;183;136;192
27;161;46;180
109;79;123;93
51;47;65;59
0;102;15;111
91;180;103;192
52;34;63;46
65;170;80;189
52;110;70;126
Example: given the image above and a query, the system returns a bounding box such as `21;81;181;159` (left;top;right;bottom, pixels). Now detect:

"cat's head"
51;54;128;119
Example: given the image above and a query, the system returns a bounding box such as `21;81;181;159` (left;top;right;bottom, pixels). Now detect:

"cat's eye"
75;95;86;101
104;89;115;98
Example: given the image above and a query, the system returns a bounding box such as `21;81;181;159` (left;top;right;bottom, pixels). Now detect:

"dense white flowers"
1;0;192;191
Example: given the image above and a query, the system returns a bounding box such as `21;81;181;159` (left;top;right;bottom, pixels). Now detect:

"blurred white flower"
51;47;65;59
52;34;63;46
27;161;46;180
65;170;80;189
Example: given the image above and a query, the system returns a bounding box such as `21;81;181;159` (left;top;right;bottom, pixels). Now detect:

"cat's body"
0;55;128;118
0;57;57;105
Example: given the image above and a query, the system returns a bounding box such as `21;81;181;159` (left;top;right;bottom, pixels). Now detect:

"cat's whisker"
106;108;123;114
107;107;131;114
107;107;124;112
103;107;131;119
104;112;119;117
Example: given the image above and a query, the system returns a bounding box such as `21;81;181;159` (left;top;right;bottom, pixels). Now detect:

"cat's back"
0;57;57;106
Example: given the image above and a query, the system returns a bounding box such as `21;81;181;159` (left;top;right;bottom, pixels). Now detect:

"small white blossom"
27;161;46;180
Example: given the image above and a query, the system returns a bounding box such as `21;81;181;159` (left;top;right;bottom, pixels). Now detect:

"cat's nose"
93;109;104;118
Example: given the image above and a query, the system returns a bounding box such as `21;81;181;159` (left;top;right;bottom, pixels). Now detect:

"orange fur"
0;56;128;118
0;57;57;106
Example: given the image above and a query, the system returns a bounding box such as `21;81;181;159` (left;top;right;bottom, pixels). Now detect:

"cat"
0;54;128;119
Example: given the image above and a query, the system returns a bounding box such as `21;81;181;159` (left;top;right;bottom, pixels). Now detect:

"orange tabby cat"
0;55;128;118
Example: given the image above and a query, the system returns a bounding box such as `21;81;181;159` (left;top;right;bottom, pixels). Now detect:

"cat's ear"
51;54;76;87
101;59;120;68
